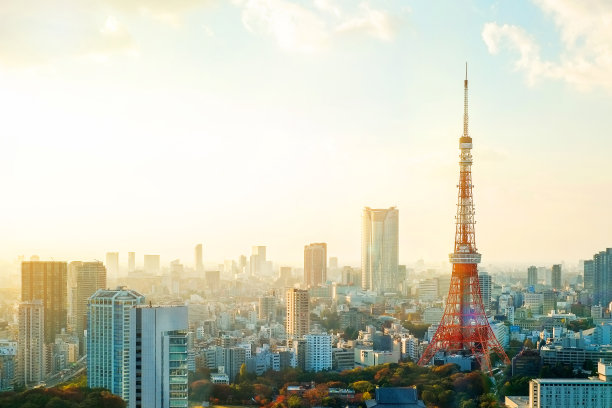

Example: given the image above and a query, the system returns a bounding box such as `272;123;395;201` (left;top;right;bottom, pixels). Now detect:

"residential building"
87;288;145;402
21;261;67;344
305;334;332;372
144;255;161;275
0;340;16;391
528;266;538;287
68;261;106;348
106;252;119;280
286;289;309;343
16;301;45;386
195;244;203;273
551;264;562;290
361;207;399;293
258;296;276;322
129;306;189;408
591;248;612;306
304;243;327;288
478;270;491;312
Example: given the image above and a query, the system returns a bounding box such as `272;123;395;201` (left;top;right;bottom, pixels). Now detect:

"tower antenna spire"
464;62;468;138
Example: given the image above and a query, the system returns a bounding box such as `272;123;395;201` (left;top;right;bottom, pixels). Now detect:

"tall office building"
286;289;310;342
478;270;492;313
552;264;562;290
195;244;203;273
129;306;188;408
216;347;246;382
144;255;161;275
250;246;267;276
106;252;119;280
128;252;136;274
527;265;538;287
584;260;594;292
16;301;45;386
591;248;612;306
68;261;107;347
361;207;399;293
304;243;327;288
88;288;145;402
543;290;557;315
21;261;67;344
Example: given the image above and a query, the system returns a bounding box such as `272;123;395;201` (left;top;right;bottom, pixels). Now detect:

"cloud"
0;1;133;66
482;0;612;90
237;0;402;53
335;3;397;42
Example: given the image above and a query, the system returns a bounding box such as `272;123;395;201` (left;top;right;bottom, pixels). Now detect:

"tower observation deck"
417;66;510;372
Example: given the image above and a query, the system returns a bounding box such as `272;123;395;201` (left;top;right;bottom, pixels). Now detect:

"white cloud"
238;0;402;53
482;0;612;90
0;1;133;66
335;3;396;41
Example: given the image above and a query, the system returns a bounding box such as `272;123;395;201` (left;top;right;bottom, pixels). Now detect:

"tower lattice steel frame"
417;66;510;372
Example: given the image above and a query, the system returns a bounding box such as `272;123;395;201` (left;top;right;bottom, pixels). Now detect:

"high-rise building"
329;257;338;270
592;248;612;306
205;270;220;291
21;261;67;344
543;290;557;315
128;252;136;274
68;261;106;347
144;255;161;275
478;270;492;313
286;289;309;342
16;301;45;386
304;243;327;288
361;207;399;293
258;296;276;321
305;334;332;372
279;266;292;284
88;288;145;402
0;340;16;391
528;265;538;287
552;264;562;290
106;252;119;280
216;347;246;382
129;306;188;408
250;246;267;276
584;260;594;292
195;244;203;273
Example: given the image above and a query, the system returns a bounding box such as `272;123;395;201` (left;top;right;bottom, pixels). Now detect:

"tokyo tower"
417;66;510;372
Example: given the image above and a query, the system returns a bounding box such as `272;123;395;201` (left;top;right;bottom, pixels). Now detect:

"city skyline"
0;1;611;268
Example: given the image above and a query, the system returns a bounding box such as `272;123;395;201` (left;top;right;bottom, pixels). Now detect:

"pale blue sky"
0;0;610;268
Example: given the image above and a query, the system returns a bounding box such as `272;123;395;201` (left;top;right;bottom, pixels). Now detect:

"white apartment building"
305;334;332;372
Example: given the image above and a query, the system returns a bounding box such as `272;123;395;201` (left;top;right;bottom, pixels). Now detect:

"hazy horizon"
0;1;610;267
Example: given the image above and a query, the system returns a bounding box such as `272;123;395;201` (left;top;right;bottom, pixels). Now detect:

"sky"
0;0;611;269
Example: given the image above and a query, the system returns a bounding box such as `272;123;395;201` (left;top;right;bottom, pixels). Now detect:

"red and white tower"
418;66;510;372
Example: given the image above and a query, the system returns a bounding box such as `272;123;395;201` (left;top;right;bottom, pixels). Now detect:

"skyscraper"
584;260;594;292
304;243;327;288
195;244;203;273
16;301;45;386
552;264;562;290
250;246;267;276
259;296;276;321
527;265;538;287
286;289;309;343
590;248;612;306
68;261;107;347
106;252;119;280
361;207;399;293
129;306;188;408
88;288;145;402
478;270;492;313
21;261;67;344
128;252;136;274
144;254;161;275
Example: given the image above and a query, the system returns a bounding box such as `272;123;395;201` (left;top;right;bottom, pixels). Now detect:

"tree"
287;395;302;408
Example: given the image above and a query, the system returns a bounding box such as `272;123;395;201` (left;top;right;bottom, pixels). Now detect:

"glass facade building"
361;207;399;294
